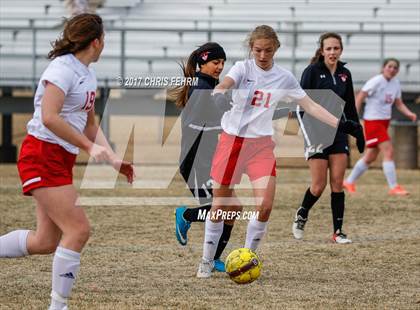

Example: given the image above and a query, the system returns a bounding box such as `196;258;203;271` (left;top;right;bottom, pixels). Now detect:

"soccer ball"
225;248;262;284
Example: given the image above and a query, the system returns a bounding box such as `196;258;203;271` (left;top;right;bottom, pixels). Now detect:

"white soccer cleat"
292;213;307;240
332;230;352;244
196;259;214;278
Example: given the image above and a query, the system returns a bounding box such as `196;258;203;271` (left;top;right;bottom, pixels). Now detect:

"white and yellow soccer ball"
225;248;262;284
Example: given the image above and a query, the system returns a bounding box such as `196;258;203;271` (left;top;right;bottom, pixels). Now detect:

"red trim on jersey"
17;135;76;196
364;119;391;148
211;132;276;186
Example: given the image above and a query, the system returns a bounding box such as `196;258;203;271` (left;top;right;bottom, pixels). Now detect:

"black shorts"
308;139;349;160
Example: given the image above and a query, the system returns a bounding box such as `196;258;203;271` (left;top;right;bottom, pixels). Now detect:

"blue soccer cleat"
175;206;191;246
213;259;226;272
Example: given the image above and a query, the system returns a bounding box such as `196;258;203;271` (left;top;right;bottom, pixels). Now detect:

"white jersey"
362;74;401;120
221;59;306;138
27;54;97;154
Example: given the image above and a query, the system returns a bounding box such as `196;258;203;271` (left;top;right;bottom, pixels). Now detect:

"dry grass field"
0;164;419;309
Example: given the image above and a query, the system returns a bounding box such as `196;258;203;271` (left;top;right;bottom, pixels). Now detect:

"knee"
71;223;91;247
78;224;91;245
31;238;60;255
39;241;60;254
364;157;374;165
383;149;394;161
330;180;344;192
364;154;375;164
311;183;326;197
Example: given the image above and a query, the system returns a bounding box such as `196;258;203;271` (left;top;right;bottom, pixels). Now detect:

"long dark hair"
171;42;223;108
310;32;343;64
48;13;103;59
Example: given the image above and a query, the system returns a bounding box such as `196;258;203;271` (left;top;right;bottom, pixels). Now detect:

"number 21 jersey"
222;59;306;138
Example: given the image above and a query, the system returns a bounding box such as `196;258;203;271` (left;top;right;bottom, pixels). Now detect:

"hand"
337;120;362;136
355;130;365;154
88;143;112;163
338;120;365;153
408;112;417;122
111;158;135;184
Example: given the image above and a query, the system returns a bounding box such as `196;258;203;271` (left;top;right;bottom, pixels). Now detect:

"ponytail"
169;50;199;108
310;48;323;64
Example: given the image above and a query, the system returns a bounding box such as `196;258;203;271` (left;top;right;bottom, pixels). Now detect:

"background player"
172;42;234;272
344;58;417;195
0;14;133;310
197;26;364;277
292;32;365;244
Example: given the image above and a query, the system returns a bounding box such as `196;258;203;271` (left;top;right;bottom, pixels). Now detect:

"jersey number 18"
82;91;96;111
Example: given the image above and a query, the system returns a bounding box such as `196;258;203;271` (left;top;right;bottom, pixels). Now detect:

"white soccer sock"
245;218;268;252
50;246;81;310
346;159;369;184
0;230;30;257
382;161;398;189
202;219;224;262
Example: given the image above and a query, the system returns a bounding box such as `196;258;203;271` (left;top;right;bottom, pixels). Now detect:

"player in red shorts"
0;14;133;310
344;58;417;195
197;25;363;277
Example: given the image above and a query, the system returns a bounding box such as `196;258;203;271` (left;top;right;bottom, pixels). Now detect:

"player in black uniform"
292;32;365;243
173;42;233;272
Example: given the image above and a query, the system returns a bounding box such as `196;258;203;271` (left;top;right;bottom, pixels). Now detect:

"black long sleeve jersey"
179;71;225;188
300;60;360;144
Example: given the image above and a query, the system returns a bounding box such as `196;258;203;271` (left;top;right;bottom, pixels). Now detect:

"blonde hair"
246;25;281;55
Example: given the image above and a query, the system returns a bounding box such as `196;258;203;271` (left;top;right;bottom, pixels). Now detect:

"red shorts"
17;135;77;196
211;132;276;186
364;119;391;148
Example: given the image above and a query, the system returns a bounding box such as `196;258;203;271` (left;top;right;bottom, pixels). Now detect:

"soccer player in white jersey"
0;14;134;309
344;58;417;195
197;25;364;277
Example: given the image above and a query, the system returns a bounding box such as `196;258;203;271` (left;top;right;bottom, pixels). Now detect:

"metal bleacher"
0;0;419;90
0;0;419;164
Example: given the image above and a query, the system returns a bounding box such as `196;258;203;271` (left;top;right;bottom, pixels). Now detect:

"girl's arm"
394;98;417;121
42;83;134;182
297;95;340;128
212;76;236;111
42;83;98;156
298;94;365;153
213;76;235;94
355;91;368;114
83;109;115;157
84;110;134;183
343;71;360;123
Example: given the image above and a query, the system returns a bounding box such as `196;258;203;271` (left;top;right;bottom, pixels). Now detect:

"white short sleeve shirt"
27;54;97;154
221;59;306;137
362;74;401;120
